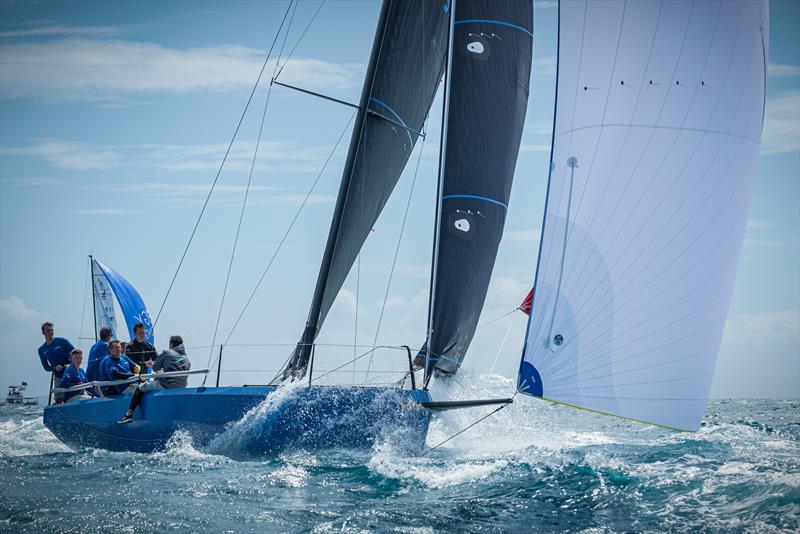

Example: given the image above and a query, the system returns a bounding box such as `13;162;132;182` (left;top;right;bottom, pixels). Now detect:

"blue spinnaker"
93;259;154;345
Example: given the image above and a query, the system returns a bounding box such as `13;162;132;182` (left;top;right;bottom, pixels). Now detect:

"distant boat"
3;383;38;406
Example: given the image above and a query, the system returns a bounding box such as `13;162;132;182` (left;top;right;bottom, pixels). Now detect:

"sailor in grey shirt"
117;335;191;424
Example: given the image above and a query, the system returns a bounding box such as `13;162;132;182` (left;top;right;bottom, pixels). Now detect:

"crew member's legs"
117;381;164;424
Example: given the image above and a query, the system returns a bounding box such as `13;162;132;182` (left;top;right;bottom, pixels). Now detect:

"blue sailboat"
43;0;532;455
44;0;767;454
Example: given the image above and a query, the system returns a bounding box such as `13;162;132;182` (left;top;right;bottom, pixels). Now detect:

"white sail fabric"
519;0;768;431
92;259;117;339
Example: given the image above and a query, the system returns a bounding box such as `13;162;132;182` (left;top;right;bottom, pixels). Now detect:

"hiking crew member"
87;326;112;382
126;323;157;373
38;322;75;403
118;335;191;424
60;349;93;403
98;340;140;396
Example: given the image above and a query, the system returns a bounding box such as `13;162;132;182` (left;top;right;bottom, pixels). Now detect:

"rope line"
152;1;294;331
203;0;297;386
421;394;516;456
365;124;428;382
221;112;356;347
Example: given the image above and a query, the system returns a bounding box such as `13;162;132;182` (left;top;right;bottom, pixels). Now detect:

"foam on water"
0;380;797;532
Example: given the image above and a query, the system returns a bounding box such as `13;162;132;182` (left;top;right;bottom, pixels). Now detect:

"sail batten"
518;0;768;431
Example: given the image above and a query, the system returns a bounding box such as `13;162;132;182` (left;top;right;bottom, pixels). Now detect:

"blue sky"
1;0;797;398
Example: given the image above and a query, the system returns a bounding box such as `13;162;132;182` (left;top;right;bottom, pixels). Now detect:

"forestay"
519;0;768;431
93;258;155;344
424;0;533;380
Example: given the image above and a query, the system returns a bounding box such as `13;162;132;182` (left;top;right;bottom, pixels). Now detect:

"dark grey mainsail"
283;0;449;380
423;0;533;383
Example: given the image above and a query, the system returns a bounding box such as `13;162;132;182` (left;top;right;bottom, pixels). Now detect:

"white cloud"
0;177;65;188
0;139;118;170
73;208;132;215
0;38;364;102
0;297;44;323
0;24;127;38
768;63;800;78
761;92;800;155
2;138;346;179
747;219;781;230
503;228;541;242
489;276;530;305
533;56;557;77
714;309;800;398
329;289;360;316
519;143;551;153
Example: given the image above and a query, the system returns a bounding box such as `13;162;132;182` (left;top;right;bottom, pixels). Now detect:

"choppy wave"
0;377;797;533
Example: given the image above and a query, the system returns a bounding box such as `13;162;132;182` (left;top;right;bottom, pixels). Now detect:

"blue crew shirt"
86;340;109;382
98;354;137;395
60;364;90;402
38;337;75;379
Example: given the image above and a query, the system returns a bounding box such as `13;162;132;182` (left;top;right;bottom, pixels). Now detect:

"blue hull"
43;386;432;456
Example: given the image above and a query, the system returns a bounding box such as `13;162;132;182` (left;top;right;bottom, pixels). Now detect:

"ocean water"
1;374;797;533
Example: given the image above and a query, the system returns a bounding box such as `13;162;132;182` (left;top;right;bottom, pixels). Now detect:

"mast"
424;0;456;390
89;254;98;341
288;0;393;379
281;0;450;381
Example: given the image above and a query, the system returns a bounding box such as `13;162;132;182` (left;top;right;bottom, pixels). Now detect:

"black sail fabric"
283;0;449;380
424;0;533;381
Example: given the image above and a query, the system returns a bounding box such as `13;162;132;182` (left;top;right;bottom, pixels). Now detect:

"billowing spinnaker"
93;259;155;345
284;0;449;379
425;0;533;379
519;0;767;431
92;259;118;339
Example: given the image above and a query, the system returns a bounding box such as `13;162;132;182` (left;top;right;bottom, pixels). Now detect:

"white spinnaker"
92;259;117;339
519;0;768;431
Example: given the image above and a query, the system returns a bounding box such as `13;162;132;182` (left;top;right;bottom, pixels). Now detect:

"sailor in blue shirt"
60;349;93;403
38;322;75;403
87;326;113;382
98;340;141;396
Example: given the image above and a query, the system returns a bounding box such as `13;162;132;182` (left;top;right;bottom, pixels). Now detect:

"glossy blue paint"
43;386;432;456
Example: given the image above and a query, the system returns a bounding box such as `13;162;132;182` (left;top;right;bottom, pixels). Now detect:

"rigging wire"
220;111;357;348
489;312;516;374
151;1;295;332
421;393;517;457
353;254;360;384
202;0;298;385
273;0;328;81
364;124;428;383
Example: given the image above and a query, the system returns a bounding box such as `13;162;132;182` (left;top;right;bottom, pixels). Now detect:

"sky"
0;0;797;399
